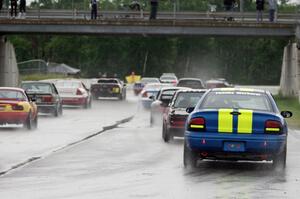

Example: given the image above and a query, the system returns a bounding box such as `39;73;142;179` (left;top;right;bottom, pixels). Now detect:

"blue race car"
184;88;292;169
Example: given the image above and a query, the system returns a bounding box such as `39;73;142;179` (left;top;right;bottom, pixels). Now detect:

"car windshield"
97;79;118;84
0;90;26;101
177;80;203;88
200;91;272;112
140;78;159;84
144;84;162;90
56;81;81;88
160;76;176;80
21;83;52;93
173;92;204;108
160;89;177;100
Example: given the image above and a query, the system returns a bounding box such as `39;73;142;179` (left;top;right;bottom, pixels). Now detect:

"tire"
53;105;59;117
150;114;153;127
183;141;198;168
84;99;89;109
25;113;33;130
92;95;97;100
123;92;126;100
33;115;38;129
59;105;63;116
119;94;123;101
162;123;171;143
88;99;92;108
272;144;287;170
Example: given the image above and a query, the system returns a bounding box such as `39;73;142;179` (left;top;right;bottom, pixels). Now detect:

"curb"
0;115;134;177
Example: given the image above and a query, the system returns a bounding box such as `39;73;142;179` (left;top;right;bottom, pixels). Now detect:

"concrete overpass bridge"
0;10;299;100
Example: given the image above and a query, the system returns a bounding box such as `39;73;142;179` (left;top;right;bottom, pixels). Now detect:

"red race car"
55;79;92;109
0;87;38;130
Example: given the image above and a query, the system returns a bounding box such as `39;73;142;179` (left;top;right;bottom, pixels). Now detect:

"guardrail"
0;9;299;22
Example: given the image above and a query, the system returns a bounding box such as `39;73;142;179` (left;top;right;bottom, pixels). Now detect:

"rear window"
173;92;204;108
160;76;176;81
160;89;177;100
21;83;52;94
200;91;272;112
177;80;203;88
140;78;159;84
97;79;118;84
144;84;161;90
56;81;81;88
0;90;26;101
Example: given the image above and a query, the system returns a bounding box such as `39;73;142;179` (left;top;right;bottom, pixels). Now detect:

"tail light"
170;115;186;127
172;80;177;85
265;120;282;134
76;89;83;95
188;117;205;131
42;95;53;103
142;91;148;98
12;104;24;111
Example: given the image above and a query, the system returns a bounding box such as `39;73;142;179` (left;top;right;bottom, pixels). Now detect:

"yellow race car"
0;87;38;130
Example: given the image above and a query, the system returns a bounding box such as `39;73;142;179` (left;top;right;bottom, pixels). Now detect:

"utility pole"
240;0;244;21
38;0;40;19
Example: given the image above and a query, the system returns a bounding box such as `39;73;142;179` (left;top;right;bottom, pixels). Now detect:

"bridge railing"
0;9;299;22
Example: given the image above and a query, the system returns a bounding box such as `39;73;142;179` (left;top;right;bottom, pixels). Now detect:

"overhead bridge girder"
0;19;296;37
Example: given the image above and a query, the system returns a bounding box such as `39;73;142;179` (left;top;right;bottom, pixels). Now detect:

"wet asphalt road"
0;92;300;199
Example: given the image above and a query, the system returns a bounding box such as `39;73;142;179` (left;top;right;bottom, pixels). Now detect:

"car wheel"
59;105;63;116
183;141;198;168
272;144;287;170
162;123;171;143
84;99;89;109
92;95;97;100
150;114;153;127
33;115;38;129
53;105;59;117
88;99;92;108
25;112;33;130
118;94;123;101
123;91;126;100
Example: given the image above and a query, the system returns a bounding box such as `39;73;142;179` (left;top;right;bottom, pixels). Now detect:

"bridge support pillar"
0;36;19;87
279;43;300;101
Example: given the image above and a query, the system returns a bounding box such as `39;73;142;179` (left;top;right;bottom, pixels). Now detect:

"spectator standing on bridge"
19;0;26;18
149;0;158;20
256;0;265;22
90;0;98;20
10;0;18;18
268;0;277;22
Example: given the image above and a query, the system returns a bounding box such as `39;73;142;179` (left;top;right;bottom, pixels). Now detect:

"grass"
274;96;300;129
20;74;69;81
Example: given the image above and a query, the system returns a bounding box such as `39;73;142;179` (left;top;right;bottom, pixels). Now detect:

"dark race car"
162;89;206;142
177;78;205;89
150;86;190;126
91;78;126;100
184;88;292;169
21;81;63;117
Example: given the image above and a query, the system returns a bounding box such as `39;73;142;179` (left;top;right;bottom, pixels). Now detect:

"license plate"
223;142;245;152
